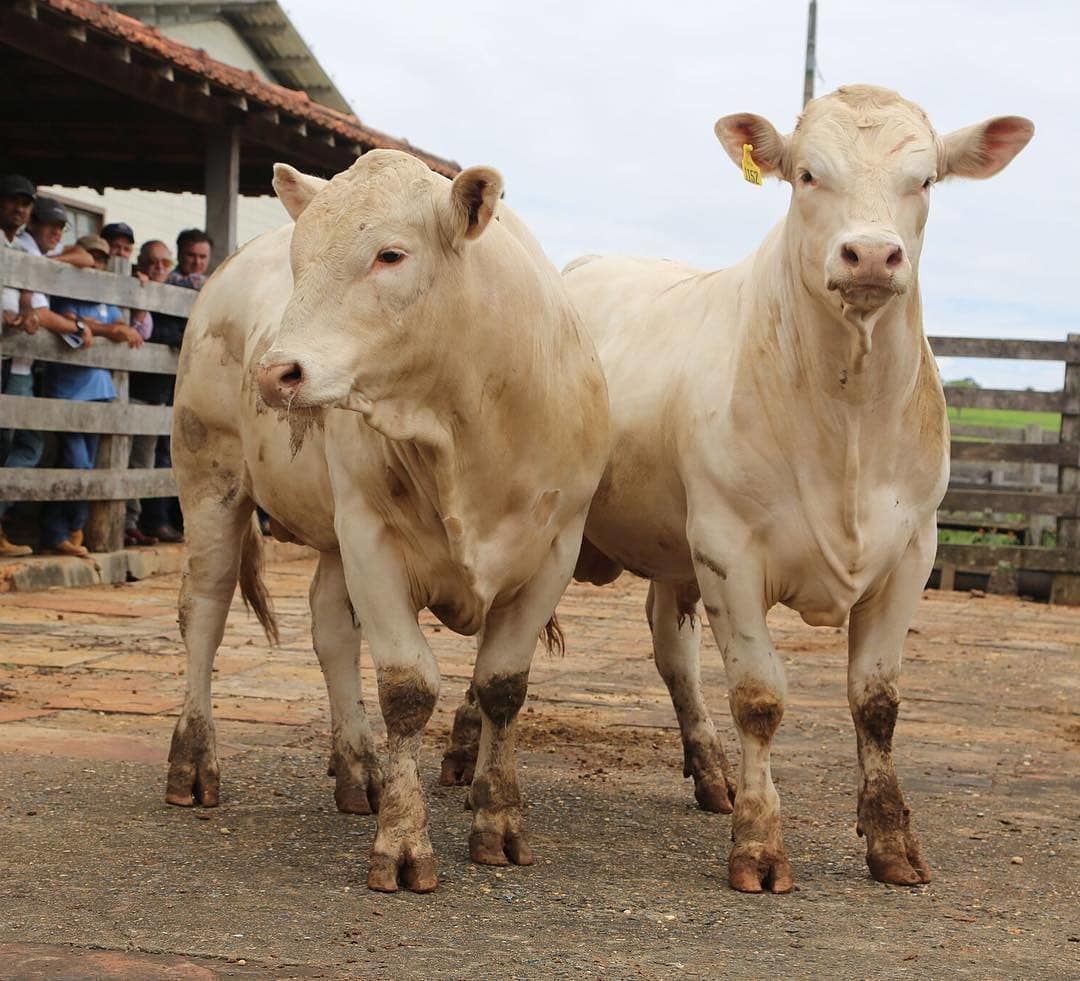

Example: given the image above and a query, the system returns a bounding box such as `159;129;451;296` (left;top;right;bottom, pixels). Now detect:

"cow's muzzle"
257;359;305;407
825;232;911;311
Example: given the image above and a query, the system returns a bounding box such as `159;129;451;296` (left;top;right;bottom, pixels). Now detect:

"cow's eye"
377;249;405;264
799;171;815;186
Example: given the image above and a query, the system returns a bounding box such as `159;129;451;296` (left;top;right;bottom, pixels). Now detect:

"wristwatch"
74;319;87;335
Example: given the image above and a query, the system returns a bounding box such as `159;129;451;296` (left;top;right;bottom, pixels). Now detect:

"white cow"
165;150;610;893
563;86;1032;892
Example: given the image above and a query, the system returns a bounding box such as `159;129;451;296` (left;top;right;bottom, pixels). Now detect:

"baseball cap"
32;196;69;225
77;234;111;259
101;221;135;243
0;174;35;200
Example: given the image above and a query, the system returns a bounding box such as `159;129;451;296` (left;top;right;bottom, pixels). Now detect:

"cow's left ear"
715;114;789;180
446;166;504;245
939;116;1034;180
273;164;328;220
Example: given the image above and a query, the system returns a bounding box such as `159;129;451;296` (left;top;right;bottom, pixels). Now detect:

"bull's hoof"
328;749;383;815
469;828;535;867
866;839;932;886
367;851;438;894
439;749;476;787
728;841;794;894
693;771;736;814
165;759;220;808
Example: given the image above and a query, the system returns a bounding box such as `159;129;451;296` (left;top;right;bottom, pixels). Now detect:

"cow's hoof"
329;749;383;815
867;840;932;886
165;759;219;808
469;827;535;867
693;772;736;814
367;851;438;894
439;750;476;787
728;842;794;894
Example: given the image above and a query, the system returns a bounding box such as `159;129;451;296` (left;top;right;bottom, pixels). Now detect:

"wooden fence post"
1051;333;1080;603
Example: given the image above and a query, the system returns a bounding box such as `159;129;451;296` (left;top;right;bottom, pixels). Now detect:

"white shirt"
2;231;54;376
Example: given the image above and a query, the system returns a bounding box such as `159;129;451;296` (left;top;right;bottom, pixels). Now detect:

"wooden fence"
929;334;1080;603
2;250;1079;601
0;248;194;552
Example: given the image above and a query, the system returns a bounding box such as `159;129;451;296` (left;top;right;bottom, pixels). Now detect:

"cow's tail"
540;614;565;657
239;514;279;645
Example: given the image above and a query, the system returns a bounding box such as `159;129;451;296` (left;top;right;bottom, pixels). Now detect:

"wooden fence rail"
1;250;191;552
2;250;1078;601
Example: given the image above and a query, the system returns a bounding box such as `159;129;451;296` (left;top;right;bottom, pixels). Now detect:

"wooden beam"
929;336;1080;362
0;468;176;502
1;330;179;375
935;544;1080;574
0;395;172;436
0;249;196;318
944;386;1075;415
941;488;1080;517
205;126;240;266
950;441;1078;465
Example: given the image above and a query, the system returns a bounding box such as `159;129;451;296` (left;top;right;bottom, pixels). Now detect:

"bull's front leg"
337;516;439;894
692;536;793;894
847;527;935;885
467;516;586;867
439;682;480;786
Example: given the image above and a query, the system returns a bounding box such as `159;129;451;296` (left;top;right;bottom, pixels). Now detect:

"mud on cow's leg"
309;551;382;815
647;581;736;813
439;682;481;786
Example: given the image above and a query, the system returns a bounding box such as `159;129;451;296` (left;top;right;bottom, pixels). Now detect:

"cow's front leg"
693;543;792;893
337;519;439;894
439;682;480;786
848;529;935;885
468;516;586;866
647;580;736;813
309;550;382;815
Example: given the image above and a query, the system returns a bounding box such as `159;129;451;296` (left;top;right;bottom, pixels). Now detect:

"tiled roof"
39;0;459;177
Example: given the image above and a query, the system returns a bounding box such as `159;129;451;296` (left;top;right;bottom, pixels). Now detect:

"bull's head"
715;86;1033;319
257;150;503;423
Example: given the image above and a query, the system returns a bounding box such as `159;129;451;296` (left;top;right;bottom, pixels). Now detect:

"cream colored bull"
165;150;609;893
563;86;1032;892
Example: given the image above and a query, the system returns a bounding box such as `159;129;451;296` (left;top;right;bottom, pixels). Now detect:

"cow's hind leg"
467;516;585;866
848;532;935;885
647;580;735;813
310;550;382;814
439;682;480;786
166;482;257;808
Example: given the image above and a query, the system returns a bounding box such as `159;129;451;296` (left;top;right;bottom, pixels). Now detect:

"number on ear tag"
742;144;763;186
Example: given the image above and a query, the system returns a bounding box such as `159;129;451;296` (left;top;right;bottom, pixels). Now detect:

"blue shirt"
44;299;121;402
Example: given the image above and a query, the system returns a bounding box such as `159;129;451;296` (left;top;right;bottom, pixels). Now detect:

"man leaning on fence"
37;236;144;557
1;179;91;557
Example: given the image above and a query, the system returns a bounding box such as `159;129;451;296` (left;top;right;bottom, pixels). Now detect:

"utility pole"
803;0;817;107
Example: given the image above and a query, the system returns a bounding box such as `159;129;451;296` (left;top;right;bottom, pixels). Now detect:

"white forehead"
792;85;938;177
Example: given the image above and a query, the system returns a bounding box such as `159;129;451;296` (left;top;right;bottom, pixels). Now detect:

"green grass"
947;406;1060;433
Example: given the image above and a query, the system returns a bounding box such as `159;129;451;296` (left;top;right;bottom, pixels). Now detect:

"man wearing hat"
101;221;136;260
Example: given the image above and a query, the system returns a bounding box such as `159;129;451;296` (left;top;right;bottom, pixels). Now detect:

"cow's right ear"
445;166;504;246
714;114;789;180
273;164;328;220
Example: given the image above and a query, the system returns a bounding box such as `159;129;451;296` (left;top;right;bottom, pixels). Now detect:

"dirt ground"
0;554;1077;979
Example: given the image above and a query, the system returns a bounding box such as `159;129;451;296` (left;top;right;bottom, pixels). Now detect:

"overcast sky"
283;0;1077;390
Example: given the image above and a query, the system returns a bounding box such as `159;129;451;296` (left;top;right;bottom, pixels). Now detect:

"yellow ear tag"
742;143;763;186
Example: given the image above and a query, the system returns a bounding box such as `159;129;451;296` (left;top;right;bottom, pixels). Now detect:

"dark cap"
0;174;35;200
31;196;69;226
101;221;135;244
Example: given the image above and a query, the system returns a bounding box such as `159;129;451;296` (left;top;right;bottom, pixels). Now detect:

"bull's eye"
377;249;405;265
799;171;815;186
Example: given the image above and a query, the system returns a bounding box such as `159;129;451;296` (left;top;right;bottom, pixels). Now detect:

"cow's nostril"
886;246;903;267
841;245;860;266
280;365;302;386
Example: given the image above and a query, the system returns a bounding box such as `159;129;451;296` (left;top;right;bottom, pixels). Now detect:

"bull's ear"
715;113;789;180
446;166;504;245
940;116;1034;180
273;164;328;220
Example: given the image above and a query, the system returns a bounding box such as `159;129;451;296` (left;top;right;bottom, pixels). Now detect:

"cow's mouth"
827;279;905;312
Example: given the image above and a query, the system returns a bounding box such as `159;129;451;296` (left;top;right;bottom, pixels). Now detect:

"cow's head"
257;150;503;418
715;86;1033;318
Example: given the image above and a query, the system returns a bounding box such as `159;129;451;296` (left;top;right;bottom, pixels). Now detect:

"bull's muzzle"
257;359;305;407
826;232;911;309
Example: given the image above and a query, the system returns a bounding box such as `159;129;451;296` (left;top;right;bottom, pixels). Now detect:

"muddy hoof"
439;751;475;787
469;829;535;867
728;842;794;894
867;843;932;885
367;852;438;894
693;772;735;814
334;777;381;816
165;760;219;808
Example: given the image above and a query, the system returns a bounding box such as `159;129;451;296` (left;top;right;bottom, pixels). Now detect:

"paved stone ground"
0;555;1077;979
